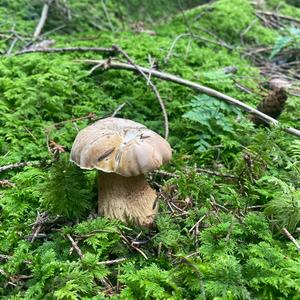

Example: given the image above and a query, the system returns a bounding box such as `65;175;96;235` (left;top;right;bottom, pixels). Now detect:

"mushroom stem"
98;171;157;226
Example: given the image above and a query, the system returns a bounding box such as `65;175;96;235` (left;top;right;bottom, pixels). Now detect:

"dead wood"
83;59;300;139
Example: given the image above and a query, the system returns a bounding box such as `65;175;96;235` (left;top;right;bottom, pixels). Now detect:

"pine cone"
250;79;289;126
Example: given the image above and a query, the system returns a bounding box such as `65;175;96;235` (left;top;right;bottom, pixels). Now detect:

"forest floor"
1;0;300;299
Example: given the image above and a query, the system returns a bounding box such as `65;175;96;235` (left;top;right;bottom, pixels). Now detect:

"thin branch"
164;32;232;64
101;0;115;31
282;227;300;252
257;11;300;24
97;257;127;265
0;254;12;262
83;59;300;138
111;45;169;140
189;214;208;233
33;0;53;39
153;170;179;177
153;168;236;179
0;253;31;265
29;211;50;243
6;37;18;55
67;234;84;260
15;46;115;56
0;161;45;173
0;179;15;188
196;167;237;179
119;231;148;259
45;112;97;155
164;33;190;64
111;103;126;117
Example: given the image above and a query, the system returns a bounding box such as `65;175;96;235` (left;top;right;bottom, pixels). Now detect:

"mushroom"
70;117;172;226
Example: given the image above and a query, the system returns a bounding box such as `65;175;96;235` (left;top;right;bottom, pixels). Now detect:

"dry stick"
97;258;127;265
165;33;232;63
101;0;115;31
0;161;43;173
33;0;53;39
257;11;300;24
84;59;300;139
153;168;236;179
6;38;18;55
0;253;31;265
29;211;49;243
189;214;208;233
0;179;15;188
282;227;300;252
15;46;115;56
119;231;148;260
112;45;169;140
240;19;258;44
45;112;97;155
0;254;12;261
111;102;126;117
196;168;237;179
67;234;84;260
153;170;179;178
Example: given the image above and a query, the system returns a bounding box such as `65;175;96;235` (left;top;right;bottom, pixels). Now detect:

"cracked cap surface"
70;117;172;177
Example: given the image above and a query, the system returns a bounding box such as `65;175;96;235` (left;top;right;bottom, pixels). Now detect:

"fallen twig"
153;168;237;179
33;0;53;39
189;214;208;233
111;45;169;139
196;168;237;179
0;254;12;262
101;0;115;31
153;170;179;178
45;112;97;155
119;230;148;259
0;179;15;188
0;161;46;173
97;258;127;265
0;253;31;265
67;234;84;259
15;46;115;56
6;38;18;55
111;103;126;117
282;227;300;252
257;11;300;24
165;32;232;63
82;59;300;138
29;211;56;243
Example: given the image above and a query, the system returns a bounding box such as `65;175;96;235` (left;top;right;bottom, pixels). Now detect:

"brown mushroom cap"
70;117;172;177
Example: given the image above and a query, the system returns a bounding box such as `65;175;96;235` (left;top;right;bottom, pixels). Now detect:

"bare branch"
165;33;232;63
111;45;169;140
97;258;127;265
0;179;15;188
67;234;84;260
282;227;300;252
15;46;115;56
83;59;300;139
257;11;300;24
0;161;45;173
111;103;126;117
33;0;54;39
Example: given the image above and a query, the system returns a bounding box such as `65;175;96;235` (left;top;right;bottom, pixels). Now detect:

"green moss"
159;0;278;45
1;0;300;299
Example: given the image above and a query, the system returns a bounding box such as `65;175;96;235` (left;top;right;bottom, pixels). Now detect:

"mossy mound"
1;0;300;299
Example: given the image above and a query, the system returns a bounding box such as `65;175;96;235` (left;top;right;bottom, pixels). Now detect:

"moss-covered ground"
1;0;300;299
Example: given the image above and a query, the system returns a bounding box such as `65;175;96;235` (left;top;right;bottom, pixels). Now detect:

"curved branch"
84;59;300;139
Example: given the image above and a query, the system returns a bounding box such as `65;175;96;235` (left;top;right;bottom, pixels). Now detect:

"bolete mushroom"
70;117;172;226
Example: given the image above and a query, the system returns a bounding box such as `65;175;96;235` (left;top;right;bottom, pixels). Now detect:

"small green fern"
264;190;300;232
183;95;241;150
270;27;300;59
40;155;94;219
